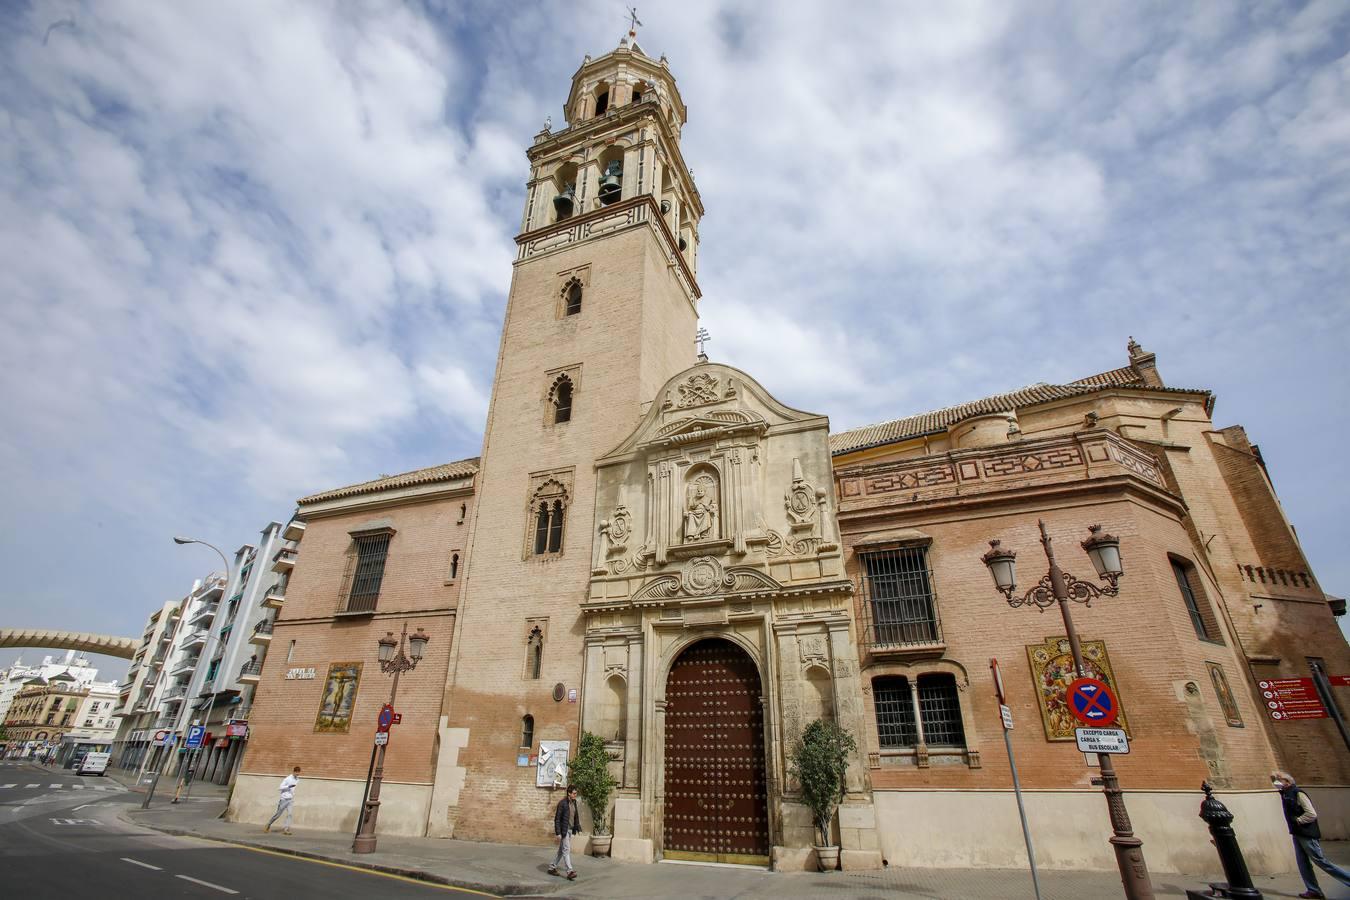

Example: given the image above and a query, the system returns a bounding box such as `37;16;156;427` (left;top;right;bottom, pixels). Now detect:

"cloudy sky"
3;0;1348;682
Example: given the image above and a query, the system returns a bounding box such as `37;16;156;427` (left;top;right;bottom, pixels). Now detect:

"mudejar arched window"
552;376;573;424
564;279;582;316
529;480;569;557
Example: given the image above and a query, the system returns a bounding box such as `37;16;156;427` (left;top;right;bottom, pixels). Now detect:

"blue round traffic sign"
377;703;394;733
1067;677;1119;726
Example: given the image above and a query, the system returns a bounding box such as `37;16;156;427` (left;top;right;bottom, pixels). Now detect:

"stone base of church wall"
874;789;1298;875
227;772;431;837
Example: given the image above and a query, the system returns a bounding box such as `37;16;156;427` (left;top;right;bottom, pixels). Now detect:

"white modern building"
178;521;288;785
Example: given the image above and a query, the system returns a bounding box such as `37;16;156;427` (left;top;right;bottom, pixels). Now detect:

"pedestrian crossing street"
0;783;124;791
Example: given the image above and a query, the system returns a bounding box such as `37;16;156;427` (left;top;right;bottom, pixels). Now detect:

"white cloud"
1;0;1348;645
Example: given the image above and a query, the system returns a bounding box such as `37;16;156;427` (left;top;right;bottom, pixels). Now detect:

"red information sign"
1259;679;1329;721
1067;677;1120;727
1330;675;1350;688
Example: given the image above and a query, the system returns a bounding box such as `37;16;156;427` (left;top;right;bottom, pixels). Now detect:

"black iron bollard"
1185;781;1262;900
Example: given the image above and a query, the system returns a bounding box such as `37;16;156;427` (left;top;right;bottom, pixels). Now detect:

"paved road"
0;762;488;898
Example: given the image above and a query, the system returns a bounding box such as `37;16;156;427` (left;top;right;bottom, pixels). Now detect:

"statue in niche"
683;473;720;543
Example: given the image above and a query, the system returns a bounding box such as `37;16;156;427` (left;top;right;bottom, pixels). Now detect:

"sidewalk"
111;771;1350;899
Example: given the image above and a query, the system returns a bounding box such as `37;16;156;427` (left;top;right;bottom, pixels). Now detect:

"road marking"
221;840;492;895
49;783;62;788
121;857;162;871
1;783;14;788
174;875;238;894
71;784;86;789
73;803;99;811
25;783;39;788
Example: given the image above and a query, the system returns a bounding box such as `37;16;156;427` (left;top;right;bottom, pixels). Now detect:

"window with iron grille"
861;546;939;646
872;676;918;748
346;532;392;612
917;674;966;747
1171;557;1221;643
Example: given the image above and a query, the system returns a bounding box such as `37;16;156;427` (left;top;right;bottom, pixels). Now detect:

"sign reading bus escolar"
1075;727;1129;754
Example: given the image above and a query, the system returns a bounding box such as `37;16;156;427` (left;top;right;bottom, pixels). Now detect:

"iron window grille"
872;676;918;748
917;674;966;747
860;546;942;649
344;532;392;612
872;673;967;750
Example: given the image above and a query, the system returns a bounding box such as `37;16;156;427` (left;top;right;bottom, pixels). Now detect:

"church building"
229;34;1348;877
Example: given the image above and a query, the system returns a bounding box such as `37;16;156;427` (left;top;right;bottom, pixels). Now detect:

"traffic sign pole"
1310;661;1350;756
991;659;1042;900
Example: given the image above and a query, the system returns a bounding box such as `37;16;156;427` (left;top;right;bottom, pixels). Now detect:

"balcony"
238;660;263;684
283;519;306;542
250;618;274;646
162;684;187;700
180;629;208;651
186;602;219;628
271;546;297;574
262;583;285;609
170;655;200;677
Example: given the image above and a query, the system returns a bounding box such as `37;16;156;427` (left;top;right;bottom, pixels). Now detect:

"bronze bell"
678;236;688;251
553;184;575;219
598;161;623;205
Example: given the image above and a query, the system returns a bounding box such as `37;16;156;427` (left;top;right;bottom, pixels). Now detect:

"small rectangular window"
872;676;917;748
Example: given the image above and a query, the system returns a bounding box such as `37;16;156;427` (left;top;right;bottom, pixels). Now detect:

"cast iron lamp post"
352;622;429;854
981;520;1154;900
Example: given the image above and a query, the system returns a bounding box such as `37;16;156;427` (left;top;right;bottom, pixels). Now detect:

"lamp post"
353;622;429;854
170;536;230;804
981;520;1154;900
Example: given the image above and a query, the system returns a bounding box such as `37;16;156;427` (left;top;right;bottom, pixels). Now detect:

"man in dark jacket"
1274;770;1350;899
548;785;581;881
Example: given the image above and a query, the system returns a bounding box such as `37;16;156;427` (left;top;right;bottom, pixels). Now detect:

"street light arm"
1004;570;1120;610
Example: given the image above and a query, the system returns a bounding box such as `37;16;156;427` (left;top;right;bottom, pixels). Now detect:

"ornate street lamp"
353;622;429;854
981;520;1154;900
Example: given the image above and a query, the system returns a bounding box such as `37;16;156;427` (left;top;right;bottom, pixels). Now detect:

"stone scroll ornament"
675;371;720;408
683;473;719;543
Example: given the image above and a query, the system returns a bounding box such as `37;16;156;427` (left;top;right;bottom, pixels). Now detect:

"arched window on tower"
534;502;550;555
449;552;459;580
529;480;569;557
548;499;565;553
551;374;573;424
526;627;544;680
521;714;535;746
564;279;582;316
594;82;610;116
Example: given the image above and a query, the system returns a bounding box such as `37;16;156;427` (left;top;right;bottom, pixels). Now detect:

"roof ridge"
299;456;480;505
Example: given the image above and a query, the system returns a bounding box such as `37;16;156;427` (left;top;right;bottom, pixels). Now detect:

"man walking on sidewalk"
548;785;581;881
264;766;301;835
1274;770;1350;899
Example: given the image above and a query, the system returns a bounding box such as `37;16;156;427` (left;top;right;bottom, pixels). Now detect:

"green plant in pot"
571;730;619;857
788;718;857;871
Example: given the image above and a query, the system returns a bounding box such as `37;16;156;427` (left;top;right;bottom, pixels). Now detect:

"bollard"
1185;781;1262;900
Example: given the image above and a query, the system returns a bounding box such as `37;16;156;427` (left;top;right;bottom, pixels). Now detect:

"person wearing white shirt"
264;766;301;835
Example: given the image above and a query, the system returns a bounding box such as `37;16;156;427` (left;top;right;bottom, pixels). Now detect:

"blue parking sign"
186;725;205;749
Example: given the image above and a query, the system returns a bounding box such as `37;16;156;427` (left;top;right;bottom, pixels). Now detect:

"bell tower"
427;37;704;840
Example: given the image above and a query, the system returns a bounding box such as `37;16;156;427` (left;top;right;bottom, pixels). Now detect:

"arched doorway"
663;637;769;864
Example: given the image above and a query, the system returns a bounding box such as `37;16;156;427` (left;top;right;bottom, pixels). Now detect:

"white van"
78;751;110;776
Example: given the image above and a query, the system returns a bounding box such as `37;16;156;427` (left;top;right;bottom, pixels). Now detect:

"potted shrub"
788;718;857;872
571;730;618;857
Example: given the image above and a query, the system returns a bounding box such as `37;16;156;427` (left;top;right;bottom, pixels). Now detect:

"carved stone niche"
681;465;721;544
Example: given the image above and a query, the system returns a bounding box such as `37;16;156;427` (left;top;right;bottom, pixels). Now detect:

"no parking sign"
1066;677;1119;727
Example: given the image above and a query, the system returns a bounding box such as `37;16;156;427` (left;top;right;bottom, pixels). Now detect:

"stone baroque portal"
582;362;882;869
